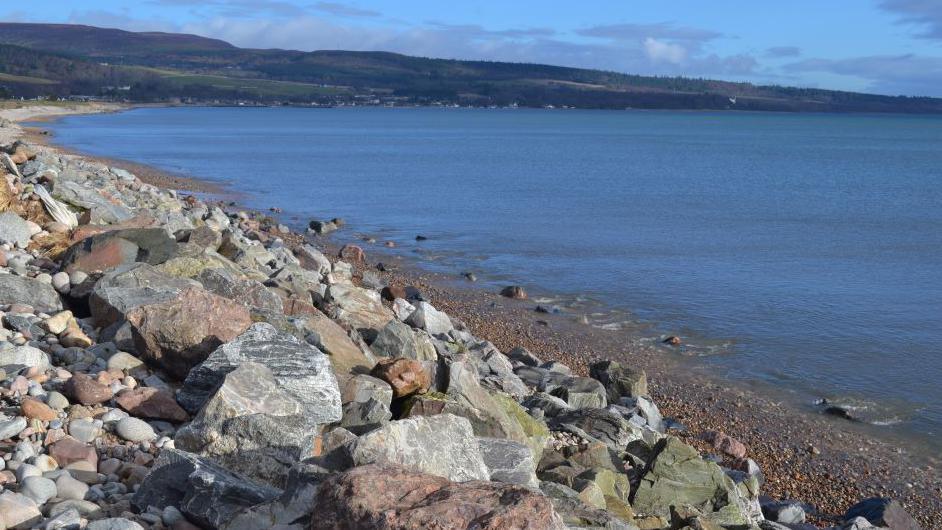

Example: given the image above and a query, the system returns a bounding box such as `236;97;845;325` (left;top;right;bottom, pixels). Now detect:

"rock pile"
0;138;921;530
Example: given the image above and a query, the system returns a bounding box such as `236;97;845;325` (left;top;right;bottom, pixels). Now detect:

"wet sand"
10;103;941;527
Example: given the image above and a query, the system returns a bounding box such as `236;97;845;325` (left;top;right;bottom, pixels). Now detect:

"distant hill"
1;22;940;113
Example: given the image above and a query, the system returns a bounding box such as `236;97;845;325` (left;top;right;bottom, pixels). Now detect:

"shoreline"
9;103;941;527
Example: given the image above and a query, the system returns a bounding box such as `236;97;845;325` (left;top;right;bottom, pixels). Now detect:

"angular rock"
370;357;430;398
325;283;393;333
115;387;188;422
549;376;607;409
127;285;253;379
298;309;374;376
177;323;341;427
311;464;564;530
844;497;921;530
89;263;197;327
295;244;332;276
631;436;752;526
590;360;648;401
60;228;177;274
370;319;437;361
0;491;42;529
63;373;112;405
478;437;539;487
0;274;63;313
404;301;454;336
86;519;145;530
342;374;394;407
196;268;284;314
0;211;33;247
550;407;650;450
176;362;315;486
132;448;280;529
343;414;490;482
0;344;50;371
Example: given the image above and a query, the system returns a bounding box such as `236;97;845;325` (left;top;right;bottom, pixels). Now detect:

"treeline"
1;23;941;113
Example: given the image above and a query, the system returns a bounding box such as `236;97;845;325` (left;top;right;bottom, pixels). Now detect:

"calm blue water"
46;107;942;443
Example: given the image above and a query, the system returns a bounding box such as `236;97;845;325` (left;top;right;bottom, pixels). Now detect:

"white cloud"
643;38;686;64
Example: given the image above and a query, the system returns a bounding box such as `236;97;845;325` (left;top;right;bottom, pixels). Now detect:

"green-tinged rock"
630;436;751;526
575;467;631;505
492;391;550;463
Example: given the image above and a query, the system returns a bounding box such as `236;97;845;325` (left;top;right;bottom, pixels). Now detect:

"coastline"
9;104;941;527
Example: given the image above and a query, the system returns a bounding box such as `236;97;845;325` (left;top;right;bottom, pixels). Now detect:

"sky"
5;1;942;96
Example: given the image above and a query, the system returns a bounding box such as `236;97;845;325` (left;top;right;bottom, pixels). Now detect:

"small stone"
115;417;156;442
43;311;74;335
52;272;71;293
0;415;28;439
21;397;57;421
56;473;90;501
64;373;112;405
68;418;101;444
21;475;57;504
107;352;145;373
46;391;70;411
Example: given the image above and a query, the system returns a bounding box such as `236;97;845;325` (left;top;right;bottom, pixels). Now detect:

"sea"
42;106;942;452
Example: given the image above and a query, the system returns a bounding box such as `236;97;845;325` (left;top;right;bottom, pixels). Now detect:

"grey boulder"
175;362;316;486
0;274;63;313
132;448;280;529
176;323;341;428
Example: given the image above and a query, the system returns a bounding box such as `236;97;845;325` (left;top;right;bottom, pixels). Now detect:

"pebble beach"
0;103;933;530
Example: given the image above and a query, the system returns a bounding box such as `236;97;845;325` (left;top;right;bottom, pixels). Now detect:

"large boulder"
176;362;315;486
342;414;490;482
0;274;63;313
370;320;437;361
844;497;921;530
404;301;454;336
550;407;652;451
478;437;539;487
53;180;134;223
127;285;253;379
195;267;283;314
89;263;197;327
310;464;564;530
630;436;752;527
60;228;177;274
297;309;375;376
590;360;648;401
325;283;393;333
132;448;280;529
176;323;341;426
0;211;33;247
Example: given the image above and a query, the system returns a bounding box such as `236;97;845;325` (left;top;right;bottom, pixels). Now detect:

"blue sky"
5;1;942;96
